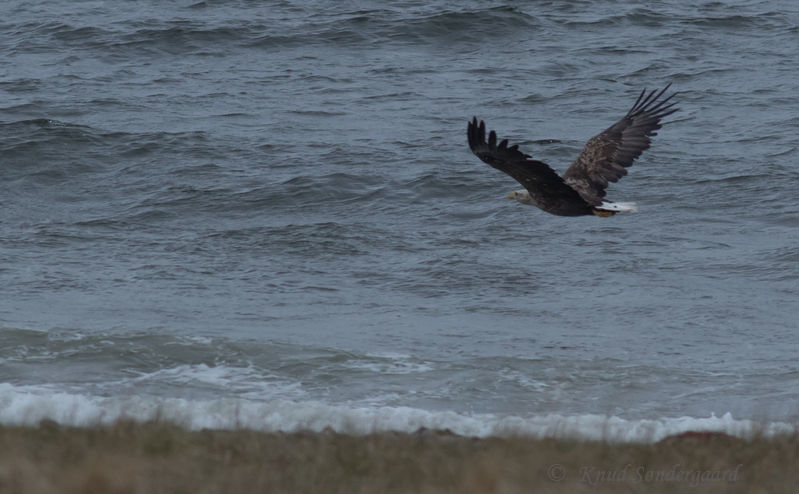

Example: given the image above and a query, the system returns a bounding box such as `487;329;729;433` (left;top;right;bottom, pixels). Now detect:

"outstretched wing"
562;85;679;205
467;117;587;208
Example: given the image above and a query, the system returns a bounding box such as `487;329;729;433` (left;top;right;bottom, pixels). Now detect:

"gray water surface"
1;0;798;432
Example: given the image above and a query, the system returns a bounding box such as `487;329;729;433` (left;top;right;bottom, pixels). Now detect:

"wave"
246;6;538;49
0;383;793;442
6;5;539;56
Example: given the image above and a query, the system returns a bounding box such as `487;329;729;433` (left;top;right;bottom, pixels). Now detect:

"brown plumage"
467;85;678;217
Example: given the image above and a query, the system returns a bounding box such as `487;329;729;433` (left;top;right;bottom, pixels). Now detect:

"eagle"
467;85;678;217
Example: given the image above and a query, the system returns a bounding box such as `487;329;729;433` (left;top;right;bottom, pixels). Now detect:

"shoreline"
1;420;796;493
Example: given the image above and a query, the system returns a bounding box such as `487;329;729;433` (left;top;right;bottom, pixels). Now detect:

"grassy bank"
0;421;797;493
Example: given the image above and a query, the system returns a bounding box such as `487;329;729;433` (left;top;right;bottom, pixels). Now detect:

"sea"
1;0;798;442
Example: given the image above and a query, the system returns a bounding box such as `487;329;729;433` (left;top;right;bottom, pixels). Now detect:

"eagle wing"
562;85;678;205
467;117;587;209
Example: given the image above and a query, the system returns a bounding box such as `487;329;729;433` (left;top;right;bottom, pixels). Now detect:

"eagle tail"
596;201;638;213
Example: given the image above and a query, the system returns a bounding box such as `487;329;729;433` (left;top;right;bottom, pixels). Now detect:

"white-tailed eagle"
467;85;678;217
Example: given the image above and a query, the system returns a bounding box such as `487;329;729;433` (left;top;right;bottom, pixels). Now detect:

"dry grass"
0;420;797;493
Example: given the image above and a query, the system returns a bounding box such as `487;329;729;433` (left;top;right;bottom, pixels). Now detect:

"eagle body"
467;85;678;217
507;189;592;216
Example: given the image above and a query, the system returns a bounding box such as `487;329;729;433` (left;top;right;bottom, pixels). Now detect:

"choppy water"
2;0;799;441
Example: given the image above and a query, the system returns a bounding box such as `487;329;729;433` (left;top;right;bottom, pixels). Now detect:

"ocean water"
1;0;798;441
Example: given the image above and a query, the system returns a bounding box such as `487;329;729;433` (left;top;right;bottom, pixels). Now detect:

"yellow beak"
506;192;516;200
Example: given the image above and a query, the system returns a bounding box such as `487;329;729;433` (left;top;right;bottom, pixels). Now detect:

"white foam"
343;353;435;375
0;383;793;442
115;363;308;402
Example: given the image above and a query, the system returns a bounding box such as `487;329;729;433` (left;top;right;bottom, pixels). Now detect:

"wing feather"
467;117;589;214
562;84;679;205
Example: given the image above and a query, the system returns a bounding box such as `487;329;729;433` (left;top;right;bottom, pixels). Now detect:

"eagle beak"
506;192;516;200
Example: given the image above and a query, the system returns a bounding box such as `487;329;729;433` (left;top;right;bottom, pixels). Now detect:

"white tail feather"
597;201;638;213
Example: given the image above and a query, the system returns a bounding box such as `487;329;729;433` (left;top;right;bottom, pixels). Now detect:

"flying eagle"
467;85;678;217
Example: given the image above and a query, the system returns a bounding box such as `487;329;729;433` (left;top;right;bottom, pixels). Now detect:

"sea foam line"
0;384;793;442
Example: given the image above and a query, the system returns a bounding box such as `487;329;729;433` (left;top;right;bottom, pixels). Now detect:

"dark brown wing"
562;85;678;205
467;117;591;216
